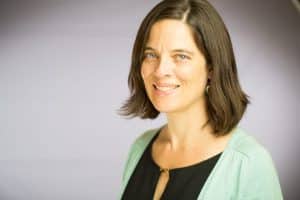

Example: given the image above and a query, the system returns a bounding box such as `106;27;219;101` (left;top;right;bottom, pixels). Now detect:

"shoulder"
130;127;160;151
228;127;279;179
227;127;283;199
229;127;273;164
124;126;162;166
121;126;160;181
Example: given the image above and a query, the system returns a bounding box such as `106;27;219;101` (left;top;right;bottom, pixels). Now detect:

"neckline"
148;128;223;172
118;125;242;199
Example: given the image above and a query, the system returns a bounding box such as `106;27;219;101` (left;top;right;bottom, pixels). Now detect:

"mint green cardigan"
118;126;283;199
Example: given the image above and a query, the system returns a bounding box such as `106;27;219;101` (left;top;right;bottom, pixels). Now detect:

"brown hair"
119;0;250;136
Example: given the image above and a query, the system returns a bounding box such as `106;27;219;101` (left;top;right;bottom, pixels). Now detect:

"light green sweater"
118;126;283;199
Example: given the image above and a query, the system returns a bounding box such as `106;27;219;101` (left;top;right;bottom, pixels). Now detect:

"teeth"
155;85;179;91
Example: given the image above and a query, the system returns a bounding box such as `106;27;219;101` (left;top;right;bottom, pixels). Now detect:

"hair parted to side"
119;0;250;136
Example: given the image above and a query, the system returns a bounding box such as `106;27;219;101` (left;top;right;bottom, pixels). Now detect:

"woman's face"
141;19;210;114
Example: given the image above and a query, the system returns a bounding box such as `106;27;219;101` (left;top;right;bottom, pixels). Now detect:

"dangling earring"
205;77;211;95
205;85;210;94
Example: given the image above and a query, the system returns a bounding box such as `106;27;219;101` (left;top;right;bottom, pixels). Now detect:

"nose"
154;55;173;78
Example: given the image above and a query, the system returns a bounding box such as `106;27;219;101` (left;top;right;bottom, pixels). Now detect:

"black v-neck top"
122;129;222;200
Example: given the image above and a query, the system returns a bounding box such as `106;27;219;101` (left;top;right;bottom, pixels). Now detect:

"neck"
159;101;215;151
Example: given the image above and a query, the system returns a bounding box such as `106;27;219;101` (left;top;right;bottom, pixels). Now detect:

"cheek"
175;65;208;86
141;64;153;79
174;66;197;82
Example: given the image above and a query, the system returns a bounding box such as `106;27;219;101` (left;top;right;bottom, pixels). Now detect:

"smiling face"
141;19;210;114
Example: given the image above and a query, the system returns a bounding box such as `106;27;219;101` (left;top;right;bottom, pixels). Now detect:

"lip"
154;82;180;87
153;83;180;96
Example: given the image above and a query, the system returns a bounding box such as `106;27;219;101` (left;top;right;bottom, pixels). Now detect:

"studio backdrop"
0;0;299;199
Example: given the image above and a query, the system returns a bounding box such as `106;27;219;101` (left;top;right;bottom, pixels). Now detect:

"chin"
152;102;181;113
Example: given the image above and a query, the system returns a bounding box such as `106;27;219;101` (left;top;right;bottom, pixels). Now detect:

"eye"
175;54;190;61
143;52;158;60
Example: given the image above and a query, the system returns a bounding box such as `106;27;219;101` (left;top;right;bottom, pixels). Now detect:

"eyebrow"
144;46;194;56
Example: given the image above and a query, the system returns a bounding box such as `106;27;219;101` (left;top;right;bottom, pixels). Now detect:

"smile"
153;84;180;96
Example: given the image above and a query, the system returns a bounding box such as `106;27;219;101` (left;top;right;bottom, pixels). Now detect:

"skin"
140;19;233;199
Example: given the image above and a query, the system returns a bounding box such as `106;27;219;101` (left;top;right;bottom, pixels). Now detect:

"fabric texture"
121;128;222;200
118;126;283;200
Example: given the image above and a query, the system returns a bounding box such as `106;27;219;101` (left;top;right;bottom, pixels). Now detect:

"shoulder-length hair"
119;0;249;136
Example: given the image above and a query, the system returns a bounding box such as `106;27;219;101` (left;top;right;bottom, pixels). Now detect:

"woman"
119;0;283;199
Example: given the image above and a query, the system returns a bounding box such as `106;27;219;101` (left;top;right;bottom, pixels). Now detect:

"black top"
122;129;222;200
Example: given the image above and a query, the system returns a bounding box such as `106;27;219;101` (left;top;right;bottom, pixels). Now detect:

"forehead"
146;19;198;50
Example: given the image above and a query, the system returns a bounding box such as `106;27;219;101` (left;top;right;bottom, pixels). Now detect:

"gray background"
0;0;299;199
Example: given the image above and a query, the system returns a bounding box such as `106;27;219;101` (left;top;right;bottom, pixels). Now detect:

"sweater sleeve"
237;146;283;200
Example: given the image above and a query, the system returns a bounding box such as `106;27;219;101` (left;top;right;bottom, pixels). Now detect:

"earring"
205;85;210;94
